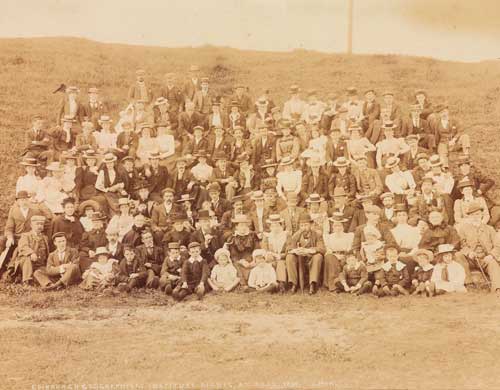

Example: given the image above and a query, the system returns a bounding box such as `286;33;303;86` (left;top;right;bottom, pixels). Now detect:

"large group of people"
2;64;500;301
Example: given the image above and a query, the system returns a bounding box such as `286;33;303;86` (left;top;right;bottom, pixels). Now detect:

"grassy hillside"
1;37;500;223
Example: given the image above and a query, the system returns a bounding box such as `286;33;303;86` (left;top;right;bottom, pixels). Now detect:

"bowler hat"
298;212;312;224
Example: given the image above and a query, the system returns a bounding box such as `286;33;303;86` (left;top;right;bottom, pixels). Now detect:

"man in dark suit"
159;73;184;113
252;122;276;170
207;182;232;221
135;229;164;288
151;188;179;244
401;104;434;150
49;198;84;251
81;87;109;129
301;156;329;202
183;65;201;102
178;101;206;138
189;210;222;267
279;193;306;236
361;89;381;132
192;77;213;117
325;128;348;169
142;152;169;203
23;116;52;159
34;232;81;290
128;69;153;104
230;85;252;117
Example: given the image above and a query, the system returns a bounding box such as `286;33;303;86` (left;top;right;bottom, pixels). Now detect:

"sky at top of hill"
0;0;499;62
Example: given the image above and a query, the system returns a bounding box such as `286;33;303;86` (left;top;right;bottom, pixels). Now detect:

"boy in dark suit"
173;242;210;301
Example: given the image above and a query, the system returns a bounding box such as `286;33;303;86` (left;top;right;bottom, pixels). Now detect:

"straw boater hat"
194;149;209;159
176;194;195;203
266;214;284;225
231;214;251;224
346;86;358;96
261;158;278;169
305;193;324;203
83;149;99;160
333;157;350;168
45;162;64;172
95;247;110;257
78;199;100;215
413;248;434;263
98;115;112;124
279;156;295;167
102;153;117;163
428;155;442;167
437;244;455;255
20;156;40;167
149;151;161;160
154;97;168;106
385;156;400;169
329;212;348;223
91;211;108;221
380;192;394;201
289;85;300;94
88;87;99;94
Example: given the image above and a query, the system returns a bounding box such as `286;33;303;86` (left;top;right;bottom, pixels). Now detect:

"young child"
360;225;385;266
80;247;118;290
208;248;240;293
158;242;185;295
411;249;435;296
79;201;99;232
365;245;386;296
376;245;410;297
431;244;466;294
333;253;369;295
247;249;278;293
116;245;148;293
173;241;210;301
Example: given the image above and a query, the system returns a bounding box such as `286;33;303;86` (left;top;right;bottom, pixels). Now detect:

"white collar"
382;261;406;272
189;256;203;263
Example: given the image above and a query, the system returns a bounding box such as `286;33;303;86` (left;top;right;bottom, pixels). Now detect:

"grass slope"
0;37;499;223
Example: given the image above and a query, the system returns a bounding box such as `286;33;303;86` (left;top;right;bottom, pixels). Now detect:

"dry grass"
1;38;500;389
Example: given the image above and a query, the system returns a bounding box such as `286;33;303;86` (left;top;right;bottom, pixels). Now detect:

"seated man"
285;212;325;294
6;215;49;285
455;202;500;293
34;232;81;290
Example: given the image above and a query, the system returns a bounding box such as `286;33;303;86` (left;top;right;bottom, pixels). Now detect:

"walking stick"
472;256;492;289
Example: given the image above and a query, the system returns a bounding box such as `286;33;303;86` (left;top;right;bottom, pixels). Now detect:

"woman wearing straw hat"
16;156;41;196
430;244;466;293
261;214;291;293
276;156;302;202
94;115;118;153
95;153;127;215
35;162;68;214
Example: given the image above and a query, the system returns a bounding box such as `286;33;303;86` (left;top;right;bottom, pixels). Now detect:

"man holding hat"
285;212;325;294
5;215;49;285
128;69;153;104
34;232;81;290
57;86;84;125
328;157;357;201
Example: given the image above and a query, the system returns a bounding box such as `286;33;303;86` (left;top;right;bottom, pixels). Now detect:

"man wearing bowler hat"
285;212;325;294
183;65;201;102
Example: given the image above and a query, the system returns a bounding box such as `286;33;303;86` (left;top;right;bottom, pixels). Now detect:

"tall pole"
347;0;353;54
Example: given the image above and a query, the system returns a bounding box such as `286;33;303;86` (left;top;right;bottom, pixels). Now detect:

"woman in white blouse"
136;124;158;165
94;115;118;153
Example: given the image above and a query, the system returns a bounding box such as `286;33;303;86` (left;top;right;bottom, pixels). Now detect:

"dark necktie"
441;265;449;282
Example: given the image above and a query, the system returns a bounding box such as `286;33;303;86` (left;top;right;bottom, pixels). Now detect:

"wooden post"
347;0;353;54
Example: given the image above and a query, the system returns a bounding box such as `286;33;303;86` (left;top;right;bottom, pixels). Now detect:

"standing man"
160;73;184;114
361;89;380;132
183;65;201;102
192;77;213;117
58;86;84;125
82;87;108;129
230;84;252;118
285;213;325;294
128;69;153;104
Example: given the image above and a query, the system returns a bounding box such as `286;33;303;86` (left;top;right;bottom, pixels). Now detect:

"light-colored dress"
108;214;135;242
210;263;238;288
431;261;466;293
36;176;67;214
80;259;118;290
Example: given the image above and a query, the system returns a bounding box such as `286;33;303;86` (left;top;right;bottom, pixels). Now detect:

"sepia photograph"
1;0;500;389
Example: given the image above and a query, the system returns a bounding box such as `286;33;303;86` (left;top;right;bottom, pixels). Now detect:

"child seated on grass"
208;248;240;293
80;247;118;290
116;245;148;293
431;244;466;294
333;253;369;295
360;225;385;267
247;249;278;293
376;245;410;297
173;241;210;301
158;242;185;295
411;249;435;296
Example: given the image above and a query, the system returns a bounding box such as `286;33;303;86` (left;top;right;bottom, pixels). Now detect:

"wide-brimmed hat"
118;198;131;207
333;157;350;167
251;190;265;201
232;214;251;224
414;248;434;262
102;153;117;163
91;211;108;221
346;86;358;96
289;85;300;94
385;156;400;169
266;214;284;225
95;247;110;257
88;87;99;94
329;212;348;223
78;199;100;215
305;193;324;203
428;155;442;167
279;156;295;166
98;115;112;124
437;244;455;255
176;194;195;203
154;97;168;106
20;156;40;167
82;149;99;160
457;179;473;190
149;151;162;160
189;65;199;72
171;212;187;222
45;162;64;172
261;158;278;168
